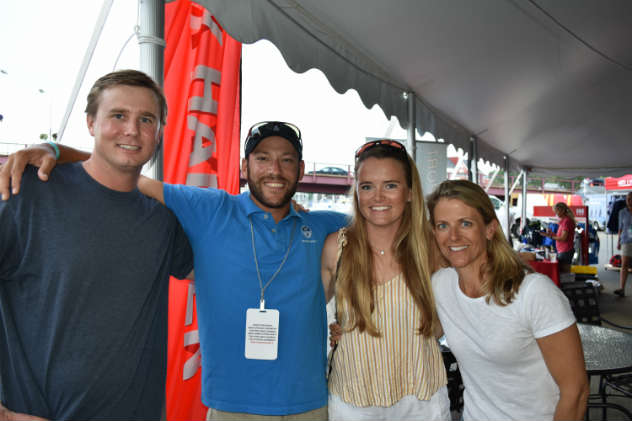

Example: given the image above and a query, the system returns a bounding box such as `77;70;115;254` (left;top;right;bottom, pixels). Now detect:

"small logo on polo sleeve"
301;225;313;239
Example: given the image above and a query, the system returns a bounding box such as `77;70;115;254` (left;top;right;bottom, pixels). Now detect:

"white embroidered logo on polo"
301;225;312;239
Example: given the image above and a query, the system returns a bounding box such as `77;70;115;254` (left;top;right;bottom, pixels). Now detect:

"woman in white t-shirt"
426;180;589;421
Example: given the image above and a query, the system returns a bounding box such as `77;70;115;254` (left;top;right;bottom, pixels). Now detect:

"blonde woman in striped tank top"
321;140;449;421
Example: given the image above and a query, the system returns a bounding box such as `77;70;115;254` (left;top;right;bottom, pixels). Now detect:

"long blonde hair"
554;202;576;224
426;180;532;305
336;144;438;337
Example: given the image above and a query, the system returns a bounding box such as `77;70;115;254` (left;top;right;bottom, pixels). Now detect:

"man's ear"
155;123;163;146
241;157;249;179
298;160;305;181
87;114;95;137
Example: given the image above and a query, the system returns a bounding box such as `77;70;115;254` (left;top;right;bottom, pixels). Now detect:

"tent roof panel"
202;0;632;177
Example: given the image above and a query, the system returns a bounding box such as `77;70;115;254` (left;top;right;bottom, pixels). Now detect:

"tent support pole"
509;170;524;196
504;156;510;242
484;166;500;192
521;170;528;233
469;136;478;184
57;0;114;142
139;0;166;180
406;92;416;161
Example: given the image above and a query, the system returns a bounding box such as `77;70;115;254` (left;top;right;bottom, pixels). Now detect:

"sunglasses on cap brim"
245;121;303;158
247;121;301;144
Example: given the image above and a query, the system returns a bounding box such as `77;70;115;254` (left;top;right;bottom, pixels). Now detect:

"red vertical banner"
163;1;241;419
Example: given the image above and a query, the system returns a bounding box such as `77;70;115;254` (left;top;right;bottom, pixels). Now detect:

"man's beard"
247;168;299;209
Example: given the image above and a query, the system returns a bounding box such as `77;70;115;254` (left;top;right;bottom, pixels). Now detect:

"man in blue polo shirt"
142;122;347;419
1;121;347;420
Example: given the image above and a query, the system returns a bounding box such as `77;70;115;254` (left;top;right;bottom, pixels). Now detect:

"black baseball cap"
244;121;303;160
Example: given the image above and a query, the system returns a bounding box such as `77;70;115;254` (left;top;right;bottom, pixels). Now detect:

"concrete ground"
597;231;632;322
585;231;632;420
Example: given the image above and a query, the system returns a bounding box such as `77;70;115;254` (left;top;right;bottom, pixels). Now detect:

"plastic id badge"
245;308;279;360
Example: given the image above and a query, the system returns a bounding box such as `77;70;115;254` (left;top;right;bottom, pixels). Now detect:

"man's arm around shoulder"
0;143;89;200
138;176;165;205
0;402;48;421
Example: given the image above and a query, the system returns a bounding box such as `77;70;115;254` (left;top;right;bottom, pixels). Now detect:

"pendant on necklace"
378;249;385;256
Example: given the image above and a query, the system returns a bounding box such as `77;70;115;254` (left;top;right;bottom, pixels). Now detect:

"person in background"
321;140;449;421
0;70;193;420
542;202;576;273
427;180;588;421
614;192;632;297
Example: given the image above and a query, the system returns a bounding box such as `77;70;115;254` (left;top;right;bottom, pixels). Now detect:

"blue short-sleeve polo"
164;184;347;415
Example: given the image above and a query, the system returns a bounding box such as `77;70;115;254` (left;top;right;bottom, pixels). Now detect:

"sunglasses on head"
355;139;407;159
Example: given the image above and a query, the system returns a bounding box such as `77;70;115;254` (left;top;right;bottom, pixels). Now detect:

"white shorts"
622;243;632;258
328;386;450;421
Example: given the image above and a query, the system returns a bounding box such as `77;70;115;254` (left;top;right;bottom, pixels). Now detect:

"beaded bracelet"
46;141;60;160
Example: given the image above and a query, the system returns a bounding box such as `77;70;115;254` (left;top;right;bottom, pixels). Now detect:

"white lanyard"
249;216;297;310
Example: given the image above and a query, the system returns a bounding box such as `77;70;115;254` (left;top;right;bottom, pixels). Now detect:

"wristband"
46;141;60;160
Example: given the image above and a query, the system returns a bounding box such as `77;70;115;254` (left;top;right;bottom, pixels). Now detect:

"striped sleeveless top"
328;274;447;407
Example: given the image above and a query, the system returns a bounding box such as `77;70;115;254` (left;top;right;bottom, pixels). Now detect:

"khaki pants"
206;405;327;421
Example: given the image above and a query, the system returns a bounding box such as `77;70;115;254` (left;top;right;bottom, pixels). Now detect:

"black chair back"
562;283;601;325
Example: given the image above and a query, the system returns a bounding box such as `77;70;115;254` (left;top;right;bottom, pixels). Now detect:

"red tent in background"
163;1;241;419
605;174;632;191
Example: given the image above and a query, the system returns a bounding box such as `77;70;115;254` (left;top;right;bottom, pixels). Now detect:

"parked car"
310;166;349;176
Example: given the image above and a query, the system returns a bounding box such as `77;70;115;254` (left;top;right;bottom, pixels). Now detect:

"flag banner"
163;1;241;419
415;141;447;198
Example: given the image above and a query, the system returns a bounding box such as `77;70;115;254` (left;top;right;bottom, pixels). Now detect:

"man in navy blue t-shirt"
0;70;193;420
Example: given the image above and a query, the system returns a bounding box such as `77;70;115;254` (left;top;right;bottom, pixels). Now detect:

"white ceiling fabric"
199;0;632;177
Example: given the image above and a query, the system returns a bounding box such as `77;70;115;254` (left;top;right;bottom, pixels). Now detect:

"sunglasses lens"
283;123;300;138
355;140;406;158
249;122;301;142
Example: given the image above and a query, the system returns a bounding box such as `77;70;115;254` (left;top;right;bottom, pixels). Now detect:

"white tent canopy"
200;0;632;177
